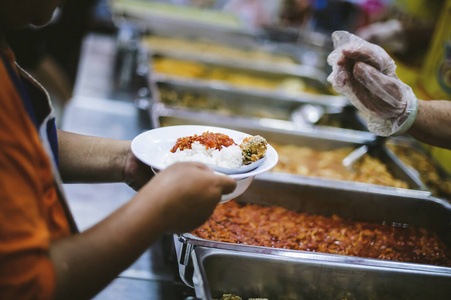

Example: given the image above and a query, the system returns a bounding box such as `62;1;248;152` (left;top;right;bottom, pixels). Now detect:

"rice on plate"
161;131;268;172
162;141;244;169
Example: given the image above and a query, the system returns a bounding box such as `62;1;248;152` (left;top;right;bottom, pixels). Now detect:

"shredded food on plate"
171;131;236;152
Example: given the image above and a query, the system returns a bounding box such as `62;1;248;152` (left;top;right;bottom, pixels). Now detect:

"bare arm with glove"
327;31;451;149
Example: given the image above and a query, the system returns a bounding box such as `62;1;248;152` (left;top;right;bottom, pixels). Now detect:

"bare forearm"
408;100;451;149
49;162;237;299
58;130;130;183
50;187;170;300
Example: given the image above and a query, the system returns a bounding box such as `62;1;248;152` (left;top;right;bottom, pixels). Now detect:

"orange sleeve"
0;54;69;299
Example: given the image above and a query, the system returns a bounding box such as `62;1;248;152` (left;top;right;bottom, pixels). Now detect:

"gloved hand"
327;31;418;136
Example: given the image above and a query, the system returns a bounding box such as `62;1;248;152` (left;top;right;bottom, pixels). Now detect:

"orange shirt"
0;50;71;299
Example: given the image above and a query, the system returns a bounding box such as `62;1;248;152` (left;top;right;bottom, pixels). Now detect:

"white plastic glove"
327;31;418;136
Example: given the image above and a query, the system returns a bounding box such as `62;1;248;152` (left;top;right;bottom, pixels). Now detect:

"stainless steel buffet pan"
111;0;256;47
141;34;305;68
175;176;451;299
147;53;346;106
385;137;451;202
112;0;332;70
150;104;427;192
191;245;451;300
150;77;364;131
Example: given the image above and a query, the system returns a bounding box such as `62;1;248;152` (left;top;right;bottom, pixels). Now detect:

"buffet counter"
63;30;451;300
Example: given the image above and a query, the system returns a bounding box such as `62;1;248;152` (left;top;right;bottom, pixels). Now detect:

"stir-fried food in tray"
158;87;295;120
272;143;408;188
152;57;324;95
388;144;451;200
159;88;230;113
214;295;268;300
142;35;296;65
193;201;451;267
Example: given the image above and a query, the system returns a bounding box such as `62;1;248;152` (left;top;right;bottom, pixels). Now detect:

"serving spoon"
342;136;386;170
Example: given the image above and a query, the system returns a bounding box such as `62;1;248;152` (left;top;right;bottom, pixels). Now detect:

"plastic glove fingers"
330;47;392;92
341;45;397;76
353;62;407;119
328;64;350;89
331;31;396;75
341;48;386;72
331;30;372;49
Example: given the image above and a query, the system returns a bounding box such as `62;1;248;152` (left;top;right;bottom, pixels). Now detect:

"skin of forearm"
407;100;451;149
57;130;130;183
50;184;171;300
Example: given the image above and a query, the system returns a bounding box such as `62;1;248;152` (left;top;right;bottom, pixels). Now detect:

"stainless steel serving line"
137;34;375;137
64;27;451;299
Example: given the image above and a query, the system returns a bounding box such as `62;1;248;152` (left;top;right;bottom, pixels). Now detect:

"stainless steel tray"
150;104;427;192
150;77;363;132
386;137;451;202
147;52;345;106
112;0;332;69
111;0;258;47
192;246;451;300
141;33;305;67
175;177;451;299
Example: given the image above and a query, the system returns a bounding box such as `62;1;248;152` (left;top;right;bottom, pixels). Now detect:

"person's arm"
50;162;237;300
57;130;152;190
408;100;451;148
327;31;430;141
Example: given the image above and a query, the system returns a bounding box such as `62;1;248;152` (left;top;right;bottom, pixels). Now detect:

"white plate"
131;125;278;180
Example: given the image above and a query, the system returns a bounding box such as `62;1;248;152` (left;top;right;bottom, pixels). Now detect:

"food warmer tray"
175;176;451;299
112;0;332;68
149;77;364;132
140;33;306;68
150;103;428;193
142;41;326;77
148;51;323;80
111;0;257;48
386;137;451;201
145;52;346;106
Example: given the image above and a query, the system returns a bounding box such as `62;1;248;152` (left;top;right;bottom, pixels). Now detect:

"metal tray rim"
192;246;451;275
150;76;349;108
150;73;345;105
179;230;451;275
150;103;375;143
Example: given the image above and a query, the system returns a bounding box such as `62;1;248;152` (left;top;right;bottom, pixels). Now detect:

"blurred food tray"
386;137;451;202
145;52;344;105
150;78;363;133
110;0;243;31
140;33;322;71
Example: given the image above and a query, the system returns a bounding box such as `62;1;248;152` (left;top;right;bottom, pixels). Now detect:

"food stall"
63;1;451;299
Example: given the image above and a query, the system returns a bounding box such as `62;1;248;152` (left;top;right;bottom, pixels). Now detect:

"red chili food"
171;131;236;153
193;201;451;267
